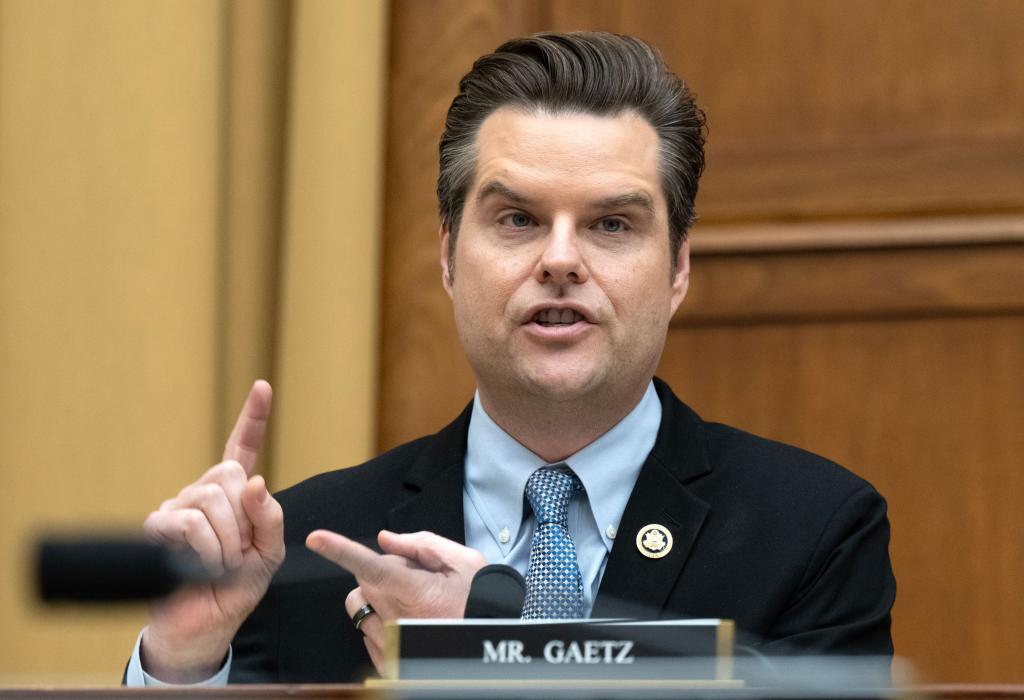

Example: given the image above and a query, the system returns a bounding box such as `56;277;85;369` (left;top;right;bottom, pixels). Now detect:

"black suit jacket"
229;379;895;682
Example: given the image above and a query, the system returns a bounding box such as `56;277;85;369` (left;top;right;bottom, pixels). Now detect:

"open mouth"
533;309;585;326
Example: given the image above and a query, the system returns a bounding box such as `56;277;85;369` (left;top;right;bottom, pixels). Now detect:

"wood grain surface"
683;240;1024;325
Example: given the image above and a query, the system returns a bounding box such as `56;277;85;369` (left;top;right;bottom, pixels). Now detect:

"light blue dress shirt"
125;630;231;687
126;381;661;685
464;381;661;616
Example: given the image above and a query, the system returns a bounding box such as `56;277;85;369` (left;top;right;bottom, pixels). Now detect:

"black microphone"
464;564;526;618
36;535;215;603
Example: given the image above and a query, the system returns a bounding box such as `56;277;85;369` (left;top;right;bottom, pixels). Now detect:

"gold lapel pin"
636;523;673;559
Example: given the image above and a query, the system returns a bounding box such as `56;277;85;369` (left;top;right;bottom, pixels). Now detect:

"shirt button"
606;525;617;539
499;527;511;544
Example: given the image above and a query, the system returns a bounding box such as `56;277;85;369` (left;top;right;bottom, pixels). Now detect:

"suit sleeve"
761;484;896;655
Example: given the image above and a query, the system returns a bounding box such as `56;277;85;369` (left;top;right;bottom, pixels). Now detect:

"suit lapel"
386;401;472;544
592;457;709;618
593;379;713;619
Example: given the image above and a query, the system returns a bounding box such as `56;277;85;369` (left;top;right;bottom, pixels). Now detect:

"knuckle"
220;460;246;480
365;567;387;587
180;508;207;533
194;483;223;506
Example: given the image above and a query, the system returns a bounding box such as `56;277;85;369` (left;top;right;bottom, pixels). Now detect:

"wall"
0;0;386;683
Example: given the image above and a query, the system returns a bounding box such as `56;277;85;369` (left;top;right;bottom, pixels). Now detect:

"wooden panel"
657;315;1024;683
540;0;1024;137
699;133;1024;222
682;217;1024;326
691;217;1024;254
927;688;1024;700
540;0;1024;222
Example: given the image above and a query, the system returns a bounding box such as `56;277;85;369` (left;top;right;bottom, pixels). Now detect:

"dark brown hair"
438;31;706;271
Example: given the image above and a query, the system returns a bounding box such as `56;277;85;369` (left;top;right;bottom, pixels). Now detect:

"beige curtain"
0;0;386;683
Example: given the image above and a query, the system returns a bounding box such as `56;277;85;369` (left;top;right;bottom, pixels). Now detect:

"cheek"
457;253;529;312
603;272;674;331
453;269;520;325
591;264;646;313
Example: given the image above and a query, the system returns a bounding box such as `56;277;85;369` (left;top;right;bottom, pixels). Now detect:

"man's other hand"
306;529;486;674
140;380;284;684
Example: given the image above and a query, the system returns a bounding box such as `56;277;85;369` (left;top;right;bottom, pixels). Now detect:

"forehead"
468;107;664;207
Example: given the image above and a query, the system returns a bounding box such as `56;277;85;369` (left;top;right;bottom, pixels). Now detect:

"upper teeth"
535;309;583;325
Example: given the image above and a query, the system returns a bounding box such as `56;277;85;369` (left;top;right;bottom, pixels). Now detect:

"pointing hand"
307;529;486;673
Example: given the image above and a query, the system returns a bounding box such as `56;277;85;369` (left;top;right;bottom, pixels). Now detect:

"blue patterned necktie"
521;466;585;619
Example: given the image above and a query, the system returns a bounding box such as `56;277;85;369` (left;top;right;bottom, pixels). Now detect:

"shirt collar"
464;382;661;553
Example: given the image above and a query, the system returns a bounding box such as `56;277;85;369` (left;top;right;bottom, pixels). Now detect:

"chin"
519;365;606;403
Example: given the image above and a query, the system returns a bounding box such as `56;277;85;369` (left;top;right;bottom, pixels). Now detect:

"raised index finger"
307;530;386;585
222;379;272;475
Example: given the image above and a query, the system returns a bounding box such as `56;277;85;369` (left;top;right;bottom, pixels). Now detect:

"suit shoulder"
691;421;891;597
275;434;436;505
270;434;440;541
654;379;880;502
700;421;884;507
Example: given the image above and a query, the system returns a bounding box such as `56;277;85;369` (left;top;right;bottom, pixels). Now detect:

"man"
126;32;895;685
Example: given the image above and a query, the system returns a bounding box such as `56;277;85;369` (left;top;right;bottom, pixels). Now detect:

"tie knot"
525;466;582;525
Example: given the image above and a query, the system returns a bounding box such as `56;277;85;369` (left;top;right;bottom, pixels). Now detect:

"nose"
534;217;589;285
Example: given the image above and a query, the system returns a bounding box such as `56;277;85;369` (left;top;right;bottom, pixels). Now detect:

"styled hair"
437;31;706;272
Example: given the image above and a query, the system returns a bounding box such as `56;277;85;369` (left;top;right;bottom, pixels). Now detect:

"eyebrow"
594;192;656;217
476;180;656;217
476;180;528;205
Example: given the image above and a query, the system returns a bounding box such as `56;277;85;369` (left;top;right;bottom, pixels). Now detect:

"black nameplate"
384;618;733;681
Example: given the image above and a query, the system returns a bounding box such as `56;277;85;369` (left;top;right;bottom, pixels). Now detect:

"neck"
477;381;650;463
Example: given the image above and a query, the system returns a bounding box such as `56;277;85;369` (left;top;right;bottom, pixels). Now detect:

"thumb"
378;531;445;571
241;475;285;567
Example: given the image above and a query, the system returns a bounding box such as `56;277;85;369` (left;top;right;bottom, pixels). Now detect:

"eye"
500;212;534;229
596;218;626;234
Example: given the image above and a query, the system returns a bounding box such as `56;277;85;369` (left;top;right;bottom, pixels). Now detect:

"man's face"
441;108;689;409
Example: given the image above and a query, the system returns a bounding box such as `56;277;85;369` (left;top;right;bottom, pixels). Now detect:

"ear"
439;225;454;298
669;238;690;315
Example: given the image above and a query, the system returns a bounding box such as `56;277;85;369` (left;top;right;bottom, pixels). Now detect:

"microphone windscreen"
464;564;526;618
36;536;208;602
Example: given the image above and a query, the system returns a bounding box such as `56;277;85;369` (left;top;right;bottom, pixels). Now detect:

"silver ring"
351;603;376;634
